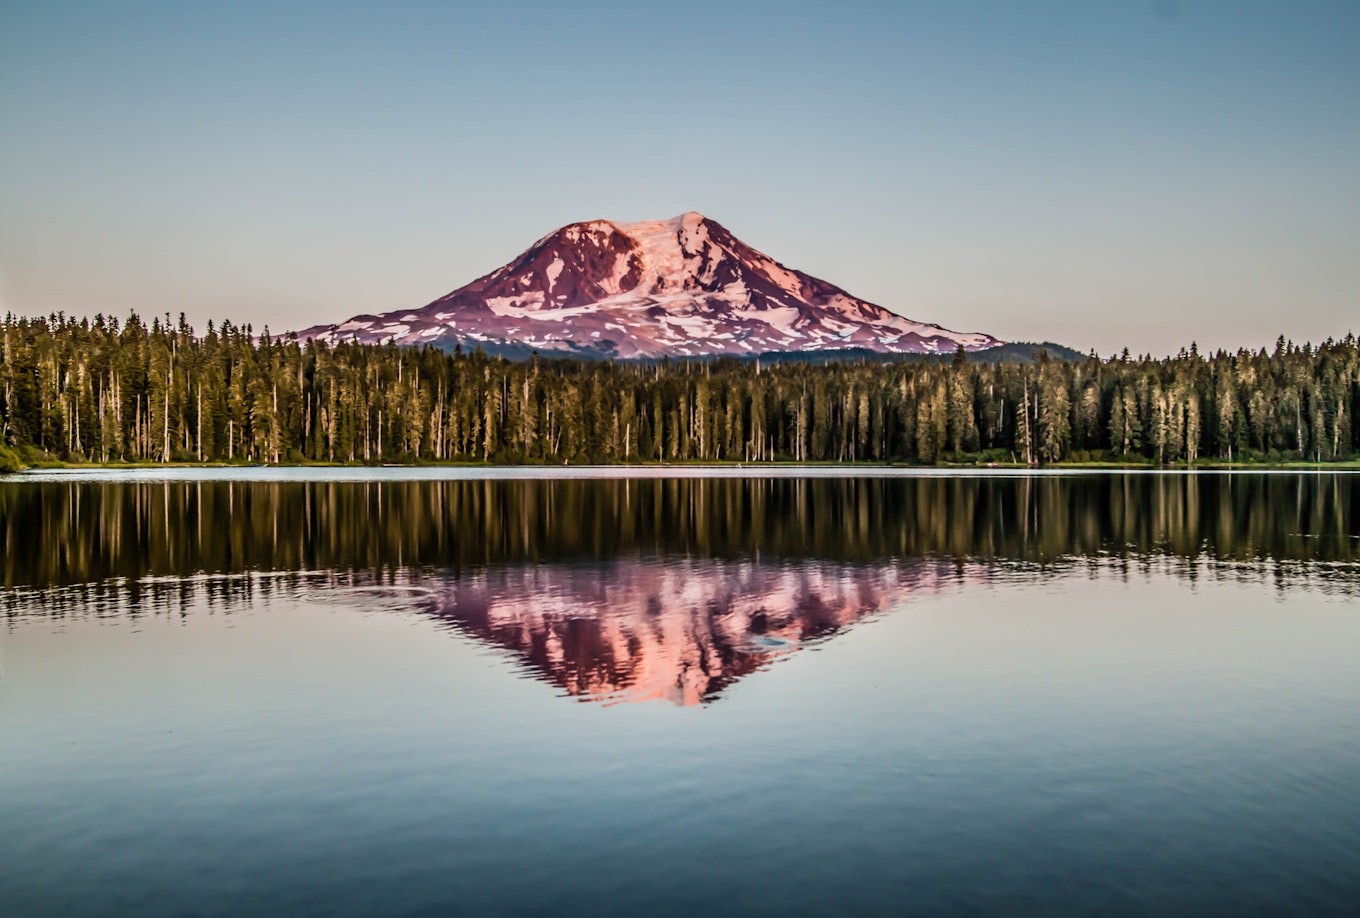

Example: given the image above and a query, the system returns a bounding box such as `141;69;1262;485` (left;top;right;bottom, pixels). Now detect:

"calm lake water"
2;469;1358;916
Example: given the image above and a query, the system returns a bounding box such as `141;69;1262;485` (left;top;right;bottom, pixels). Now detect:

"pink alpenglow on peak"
297;213;1004;358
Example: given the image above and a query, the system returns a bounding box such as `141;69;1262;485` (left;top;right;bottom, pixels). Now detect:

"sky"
1;0;1357;357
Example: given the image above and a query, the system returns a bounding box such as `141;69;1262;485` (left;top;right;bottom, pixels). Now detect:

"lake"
2;469;1358;915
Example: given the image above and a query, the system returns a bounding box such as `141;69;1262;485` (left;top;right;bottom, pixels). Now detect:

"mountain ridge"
298;212;1004;358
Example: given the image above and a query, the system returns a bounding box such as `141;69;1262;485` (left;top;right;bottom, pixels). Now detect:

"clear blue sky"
2;0;1357;355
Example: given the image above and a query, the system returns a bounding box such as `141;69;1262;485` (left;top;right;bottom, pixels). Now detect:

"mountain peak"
298;215;1003;358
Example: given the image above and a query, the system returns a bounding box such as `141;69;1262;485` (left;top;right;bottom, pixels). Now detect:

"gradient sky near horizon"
2;0;1357;356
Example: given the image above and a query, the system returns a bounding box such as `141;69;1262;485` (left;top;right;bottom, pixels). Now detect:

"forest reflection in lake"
2;471;1359;915
3;472;1358;708
4;472;1358;586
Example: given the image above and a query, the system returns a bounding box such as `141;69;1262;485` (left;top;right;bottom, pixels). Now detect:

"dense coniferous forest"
1;312;1357;470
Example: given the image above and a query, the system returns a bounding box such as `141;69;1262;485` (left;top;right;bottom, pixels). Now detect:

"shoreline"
5;458;1360;478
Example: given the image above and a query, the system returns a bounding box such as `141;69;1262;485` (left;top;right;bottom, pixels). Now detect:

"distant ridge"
298;212;1004;358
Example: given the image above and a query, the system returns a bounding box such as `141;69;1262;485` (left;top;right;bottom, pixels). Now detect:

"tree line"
1;312;1357;469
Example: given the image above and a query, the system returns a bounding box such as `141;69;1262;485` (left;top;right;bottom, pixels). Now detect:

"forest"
1;312;1357;470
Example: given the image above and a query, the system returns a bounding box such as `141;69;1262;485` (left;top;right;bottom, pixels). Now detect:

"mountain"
297;212;1003;358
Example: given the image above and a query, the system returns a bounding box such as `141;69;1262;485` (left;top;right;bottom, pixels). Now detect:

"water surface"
2;471;1358;915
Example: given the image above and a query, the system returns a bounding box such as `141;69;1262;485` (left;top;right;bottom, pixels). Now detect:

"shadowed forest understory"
2;314;1357;469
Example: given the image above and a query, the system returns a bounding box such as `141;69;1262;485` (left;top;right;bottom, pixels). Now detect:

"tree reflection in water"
3;474;1356;704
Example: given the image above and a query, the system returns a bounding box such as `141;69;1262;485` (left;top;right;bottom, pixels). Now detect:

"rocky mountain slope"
298;212;1003;358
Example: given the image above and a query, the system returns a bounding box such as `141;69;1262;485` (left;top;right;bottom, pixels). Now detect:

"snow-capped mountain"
298;212;1002;358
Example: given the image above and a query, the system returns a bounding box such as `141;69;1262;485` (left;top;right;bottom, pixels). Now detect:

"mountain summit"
298;213;1002;358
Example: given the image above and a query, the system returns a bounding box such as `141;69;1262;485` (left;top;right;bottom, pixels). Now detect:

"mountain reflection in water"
3;472;1357;705
419;560;946;706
